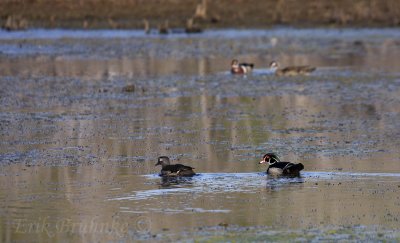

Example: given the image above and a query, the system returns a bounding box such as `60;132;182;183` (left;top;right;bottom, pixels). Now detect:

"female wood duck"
269;61;316;76
259;153;304;176
231;59;254;74
155;156;196;177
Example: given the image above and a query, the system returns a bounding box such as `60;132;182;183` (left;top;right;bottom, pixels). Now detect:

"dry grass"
1;0;399;29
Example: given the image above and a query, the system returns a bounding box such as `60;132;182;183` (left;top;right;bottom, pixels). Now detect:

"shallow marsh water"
0;28;400;242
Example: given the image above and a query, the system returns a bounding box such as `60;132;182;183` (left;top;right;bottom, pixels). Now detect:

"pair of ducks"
155;153;304;177
231;59;316;76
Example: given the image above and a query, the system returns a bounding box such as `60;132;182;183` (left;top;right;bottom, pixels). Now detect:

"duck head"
259;153;281;165
231;59;239;69
269;61;279;71
155;156;170;166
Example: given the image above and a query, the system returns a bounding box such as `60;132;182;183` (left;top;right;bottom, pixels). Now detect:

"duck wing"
240;63;254;68
298;66;316;73
282;162;304;173
291;66;315;72
160;164;195;177
280;66;315;75
270;162;291;169
161;164;194;173
175;164;195;171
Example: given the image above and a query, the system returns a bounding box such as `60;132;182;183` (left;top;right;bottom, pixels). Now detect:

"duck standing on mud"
231;59;254;74
269;61;316;76
259;153;304;176
155;156;196;177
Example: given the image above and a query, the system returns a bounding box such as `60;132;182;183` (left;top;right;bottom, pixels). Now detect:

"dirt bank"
1;0;400;30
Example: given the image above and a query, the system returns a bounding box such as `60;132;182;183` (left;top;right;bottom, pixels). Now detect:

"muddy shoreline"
1;0;400;30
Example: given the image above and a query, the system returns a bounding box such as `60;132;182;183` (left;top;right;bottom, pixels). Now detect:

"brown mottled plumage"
155;156;196;177
270;61;316;76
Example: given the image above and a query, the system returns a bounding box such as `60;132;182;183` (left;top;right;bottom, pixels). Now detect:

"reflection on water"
112;171;400;201
0;56;218;78
158;175;196;188
1;28;400;242
1;29;400;79
1;168;400;241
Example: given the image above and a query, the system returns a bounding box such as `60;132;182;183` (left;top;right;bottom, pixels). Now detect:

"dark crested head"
156;156;170;166
269;61;279;69
259;153;281;165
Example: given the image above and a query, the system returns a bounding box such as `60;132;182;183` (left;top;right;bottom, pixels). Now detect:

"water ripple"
109;171;400;201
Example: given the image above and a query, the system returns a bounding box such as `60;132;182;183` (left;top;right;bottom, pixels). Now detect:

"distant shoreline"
1;0;400;30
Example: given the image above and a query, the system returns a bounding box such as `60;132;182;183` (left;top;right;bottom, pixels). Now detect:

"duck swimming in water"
231;59;254;74
155;156;196;177
269;61;316;76
259;153;304;176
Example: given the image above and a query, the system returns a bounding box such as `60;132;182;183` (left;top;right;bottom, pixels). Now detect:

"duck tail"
306;66;316;72
241;63;254;69
292;163;304;171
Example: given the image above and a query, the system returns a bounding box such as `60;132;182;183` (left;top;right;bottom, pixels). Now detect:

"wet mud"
1;0;400;29
1;28;400;242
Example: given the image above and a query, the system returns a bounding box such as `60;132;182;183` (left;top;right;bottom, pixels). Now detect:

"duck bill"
155;162;161;166
259;160;266;164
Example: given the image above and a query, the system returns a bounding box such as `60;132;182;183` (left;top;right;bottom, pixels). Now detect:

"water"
0;28;400;242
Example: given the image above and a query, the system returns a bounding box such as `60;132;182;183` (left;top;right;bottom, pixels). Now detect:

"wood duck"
231;59;254;74
155;156;196;177
259;153;304;176
269;61;316;76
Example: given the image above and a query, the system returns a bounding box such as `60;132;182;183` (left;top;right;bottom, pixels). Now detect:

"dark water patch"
0;146;98;166
0;150;41;165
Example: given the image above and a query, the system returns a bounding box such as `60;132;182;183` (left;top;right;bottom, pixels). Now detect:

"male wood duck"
155;156;196;177
259;153;304;176
231;59;254;74
269;61;316;76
